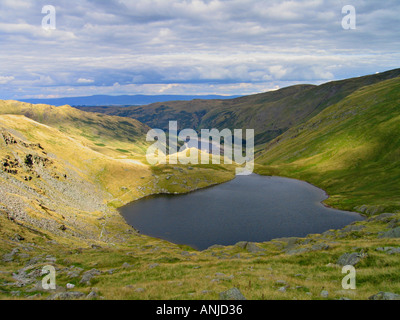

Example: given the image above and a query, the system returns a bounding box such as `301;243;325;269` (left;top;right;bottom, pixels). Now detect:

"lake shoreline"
120;174;364;251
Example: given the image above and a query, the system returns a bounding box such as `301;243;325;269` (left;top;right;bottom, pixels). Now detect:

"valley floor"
1;177;400;300
1;96;400;300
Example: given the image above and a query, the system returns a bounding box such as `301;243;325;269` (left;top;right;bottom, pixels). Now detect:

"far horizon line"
9;67;400;106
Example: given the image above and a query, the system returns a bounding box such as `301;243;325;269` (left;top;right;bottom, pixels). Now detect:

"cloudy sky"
0;0;399;99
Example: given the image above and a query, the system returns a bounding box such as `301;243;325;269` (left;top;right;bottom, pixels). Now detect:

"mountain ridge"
256;76;400;213
1;69;400;301
20;94;242;107
77;68;400;145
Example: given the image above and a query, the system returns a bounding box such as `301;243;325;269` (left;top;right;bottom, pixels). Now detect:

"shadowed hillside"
256;76;400;213
0;101;237;240
78;69;400;145
1;72;400;301
0;100;151;160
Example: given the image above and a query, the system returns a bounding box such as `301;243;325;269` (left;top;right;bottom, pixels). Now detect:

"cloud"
77;78;95;84
269;66;288;80
0;0;399;99
0;76;15;84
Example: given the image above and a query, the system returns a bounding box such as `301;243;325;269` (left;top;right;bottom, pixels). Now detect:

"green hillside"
1;71;400;301
256;76;400;213
78;69;400;145
0;100;151;160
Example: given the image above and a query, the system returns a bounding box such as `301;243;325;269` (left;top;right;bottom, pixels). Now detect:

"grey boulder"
379;227;400;238
369;292;400;300
219;288;246;300
337;252;366;266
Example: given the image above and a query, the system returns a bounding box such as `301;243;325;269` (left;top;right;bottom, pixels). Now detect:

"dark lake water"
120;174;364;250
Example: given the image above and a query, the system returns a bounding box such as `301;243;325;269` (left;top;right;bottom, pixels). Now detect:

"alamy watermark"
42;5;56;30
146;121;254;175
342;265;356;290
41;265;56;290
342;5;356;30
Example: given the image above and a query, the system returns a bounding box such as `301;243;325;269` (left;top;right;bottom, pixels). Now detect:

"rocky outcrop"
0;129;113;241
80;269;102;285
47;291;86;300
369;292;400;300
235;241;265;253
376;247;400;254
379;227;400;238
219;288;246;300
337;251;368;266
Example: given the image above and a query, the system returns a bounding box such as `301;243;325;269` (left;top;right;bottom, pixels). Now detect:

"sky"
0;0;399;99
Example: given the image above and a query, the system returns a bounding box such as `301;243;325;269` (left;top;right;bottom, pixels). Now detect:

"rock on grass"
219;288;246;300
369;292;400;300
47;291;85;300
379;226;400;238
235;242;265;253
320;290;329;298
336;252;367;266
79;269;101;285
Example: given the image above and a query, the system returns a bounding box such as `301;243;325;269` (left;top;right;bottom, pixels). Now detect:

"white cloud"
77;78;95;84
269;66;289;79
0;76;14;84
1;0;33;10
0;0;399;99
157;83;179;93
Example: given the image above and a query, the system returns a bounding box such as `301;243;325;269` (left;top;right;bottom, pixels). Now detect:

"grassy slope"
2;199;400;301
0;115;398;301
0;114;151;239
256;77;400;213
0;100;150;161
79;69;400;145
1;72;400;301
0;103;249;301
0;100;237;214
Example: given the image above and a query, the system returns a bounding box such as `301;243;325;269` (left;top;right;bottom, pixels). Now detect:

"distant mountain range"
1;68;400;300
20;94;242;107
77;68;400;145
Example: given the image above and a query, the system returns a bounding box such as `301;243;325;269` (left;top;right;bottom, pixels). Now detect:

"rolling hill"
1;70;400;301
0;101;237;240
0;100;152;160
256;76;400;213
21;94;241;107
78;68;400;145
